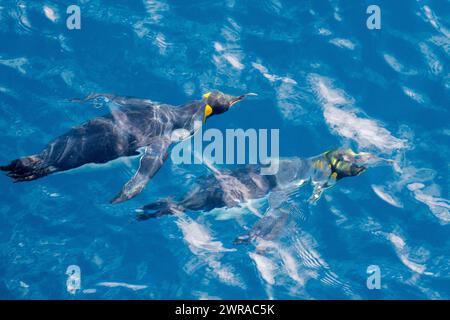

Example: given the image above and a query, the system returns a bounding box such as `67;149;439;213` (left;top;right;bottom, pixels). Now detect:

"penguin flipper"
71;93;155;108
233;190;294;245
233;206;291;245
110;137;172;204
307;176;336;205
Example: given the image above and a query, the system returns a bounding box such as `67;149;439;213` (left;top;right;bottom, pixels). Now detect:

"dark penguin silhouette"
1;91;256;203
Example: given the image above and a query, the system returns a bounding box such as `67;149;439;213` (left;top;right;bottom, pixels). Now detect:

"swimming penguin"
1;91;256;203
137;148;392;220
137;165;278;219
139;148;393;245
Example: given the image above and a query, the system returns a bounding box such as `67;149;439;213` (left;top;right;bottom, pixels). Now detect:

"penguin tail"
1;155;56;182
136;198;184;221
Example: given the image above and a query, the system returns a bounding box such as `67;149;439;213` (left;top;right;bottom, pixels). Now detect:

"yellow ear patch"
202;92;211;99
331;172;338;179
204;104;213;122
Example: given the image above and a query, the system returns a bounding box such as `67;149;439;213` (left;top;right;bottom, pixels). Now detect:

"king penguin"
1;91;256;204
137;148;392;220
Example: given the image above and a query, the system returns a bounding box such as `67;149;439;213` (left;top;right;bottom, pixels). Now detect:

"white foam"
249;252;276;285
177;217;235;253
402;86;426;104
421;5;450;37
176;216;241;287
311;75;407;152
407;182;425;191
293;234;327;270
223;54;244;70
214;42;224;52
83;288;97;294
276;80;308;123
407;183;450;224
0;57;28;74
213;38;245;72
386;164;450;225
252;62;297;84
252;62;306;123
97;282;148;291
328;204;348;225
43;6;58;22
133;20;149;38
429;35;450;56
423;5;439;29
313;75;350;105
317;28;332;36
330;38;355;50
143;0;169;24
334;12;342;22
221;18;241;42
154;32;169;55
383;53;417;75
278;248;304;285
388;233;429;275
419;42;443;76
372;185;403;208
15;3;32;30
263;0;282;15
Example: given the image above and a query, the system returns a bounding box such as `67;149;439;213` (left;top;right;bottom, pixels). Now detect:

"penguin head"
324;148;367;180
202;91;257;121
324;148;394;180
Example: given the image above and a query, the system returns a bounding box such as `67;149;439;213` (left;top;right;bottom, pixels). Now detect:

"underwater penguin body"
137;148;389;220
1;91;255;203
138;165;278;219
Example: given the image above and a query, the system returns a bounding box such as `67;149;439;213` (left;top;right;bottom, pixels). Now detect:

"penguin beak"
354;152;394;167
229;92;258;107
352;165;367;176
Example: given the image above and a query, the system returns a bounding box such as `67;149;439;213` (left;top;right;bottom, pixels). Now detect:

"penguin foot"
136;199;184;221
1;156;55;182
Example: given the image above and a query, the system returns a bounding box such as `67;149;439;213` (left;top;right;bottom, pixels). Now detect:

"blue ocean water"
0;0;449;299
